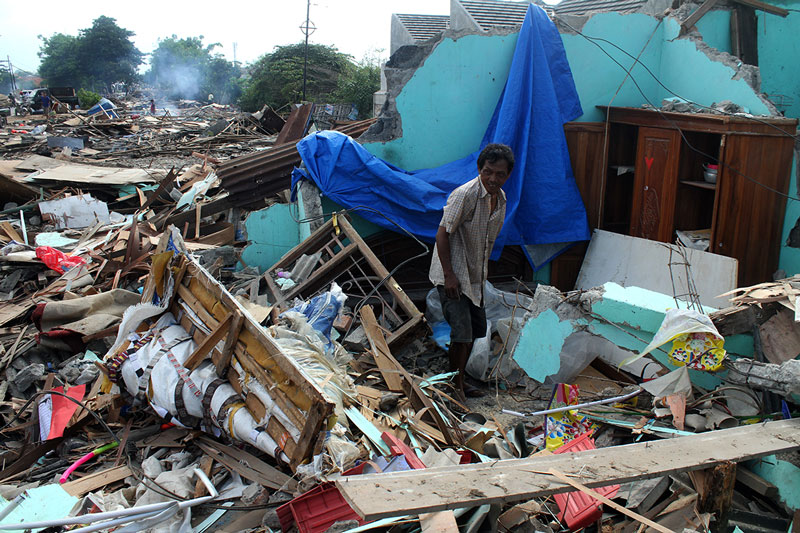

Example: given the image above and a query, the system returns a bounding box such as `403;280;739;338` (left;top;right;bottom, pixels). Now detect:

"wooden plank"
730;0;788;16
758;309;800;363
359;306;405;392
336;419;800;521
183;312;233;370
214;310;244;376
681;0;721;28
61;465;132;497
0;222;22;243
548;469;672;533
420;511;459;532
196;436;296;491
196;440;287;490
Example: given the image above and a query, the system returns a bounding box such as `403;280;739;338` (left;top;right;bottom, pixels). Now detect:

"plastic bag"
285;283;346;346
36;246;87;274
324;425;361;471
624;309;726;371
466;320;492;380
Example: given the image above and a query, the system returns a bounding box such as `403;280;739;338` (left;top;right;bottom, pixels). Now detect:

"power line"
555;15;800;203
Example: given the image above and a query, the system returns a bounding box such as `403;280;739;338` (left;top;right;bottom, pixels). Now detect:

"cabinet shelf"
680;180;716;191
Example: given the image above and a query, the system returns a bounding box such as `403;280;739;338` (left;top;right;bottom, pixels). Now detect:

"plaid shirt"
429;176;506;306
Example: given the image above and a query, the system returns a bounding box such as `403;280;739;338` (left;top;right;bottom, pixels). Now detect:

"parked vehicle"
25;87;79;112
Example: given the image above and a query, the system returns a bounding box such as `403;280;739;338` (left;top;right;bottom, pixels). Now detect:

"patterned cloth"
429;176;506;307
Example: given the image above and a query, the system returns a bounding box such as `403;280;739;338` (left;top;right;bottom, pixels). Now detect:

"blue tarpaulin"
292;5;590;265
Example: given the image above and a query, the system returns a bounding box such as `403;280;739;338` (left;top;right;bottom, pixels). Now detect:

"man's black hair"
477;143;514;173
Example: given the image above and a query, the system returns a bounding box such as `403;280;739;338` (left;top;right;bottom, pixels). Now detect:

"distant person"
208;93;214;103
40;91;51;120
149;99;156;115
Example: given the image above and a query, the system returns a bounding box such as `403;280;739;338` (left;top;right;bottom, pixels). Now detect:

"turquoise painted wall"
757;2;800;120
747;455;800;511
759;1;800;277
366;34;518;170
561;13;664;122
241;204;304;273
695;10;732;54
659;18;772;114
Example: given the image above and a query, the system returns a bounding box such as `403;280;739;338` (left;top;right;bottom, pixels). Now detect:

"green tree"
77;16;142;90
38;17;142;91
333;56;381;119
38;33;81;87
239;43;352;112
147;36;240;104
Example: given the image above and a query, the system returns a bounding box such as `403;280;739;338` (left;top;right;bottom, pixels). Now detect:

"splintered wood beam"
183;312;233;370
359;306;405;392
214;310;244;376
730;0;788;16
336;419;800;521
681;0;721;28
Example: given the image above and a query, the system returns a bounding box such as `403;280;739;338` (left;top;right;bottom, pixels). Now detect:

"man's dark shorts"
437;286;487;343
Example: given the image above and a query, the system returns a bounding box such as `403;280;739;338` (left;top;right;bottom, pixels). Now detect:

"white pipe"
67;509;165;533
0;467;218;531
502;388;643;418
0;493;27;522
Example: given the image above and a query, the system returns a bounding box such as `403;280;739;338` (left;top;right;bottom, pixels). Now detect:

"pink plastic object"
60;451;94;483
553;432;619;530
36;246;86;274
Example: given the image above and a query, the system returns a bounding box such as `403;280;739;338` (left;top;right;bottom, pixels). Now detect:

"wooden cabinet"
553;107;797;290
630;127;681;241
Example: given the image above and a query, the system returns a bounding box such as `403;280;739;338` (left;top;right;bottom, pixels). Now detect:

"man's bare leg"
449;341;473;401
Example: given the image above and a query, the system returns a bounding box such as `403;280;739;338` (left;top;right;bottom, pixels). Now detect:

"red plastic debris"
277;433;428;532
35;246;86;274
553;432;619;531
381;432;427;469
276;482;365;533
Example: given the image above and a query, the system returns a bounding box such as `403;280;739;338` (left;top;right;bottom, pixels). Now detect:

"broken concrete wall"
559;13;666;122
357;4;799;283
517;282;754;390
363;32;518;170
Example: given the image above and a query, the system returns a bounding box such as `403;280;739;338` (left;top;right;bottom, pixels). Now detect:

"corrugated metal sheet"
217;118;377;209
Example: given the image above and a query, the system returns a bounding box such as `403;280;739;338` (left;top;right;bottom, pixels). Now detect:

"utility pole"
300;0;316;102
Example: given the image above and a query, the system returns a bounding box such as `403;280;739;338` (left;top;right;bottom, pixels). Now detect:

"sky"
0;0;453;75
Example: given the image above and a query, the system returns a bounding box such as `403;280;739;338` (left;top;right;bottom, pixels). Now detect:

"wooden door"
630;127;681;242
713;133;795;286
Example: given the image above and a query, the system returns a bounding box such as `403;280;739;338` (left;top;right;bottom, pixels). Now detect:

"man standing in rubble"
429;143;514;402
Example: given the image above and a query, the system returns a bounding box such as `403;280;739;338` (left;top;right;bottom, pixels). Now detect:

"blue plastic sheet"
292;5;589;265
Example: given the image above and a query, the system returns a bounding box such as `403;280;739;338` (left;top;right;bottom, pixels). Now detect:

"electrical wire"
556;15;800;142
555;15;800;203
286;189;431;338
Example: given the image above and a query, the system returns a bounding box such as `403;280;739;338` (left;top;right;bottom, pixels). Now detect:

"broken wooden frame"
138;230;335;470
336;418;800;521
262;213;425;348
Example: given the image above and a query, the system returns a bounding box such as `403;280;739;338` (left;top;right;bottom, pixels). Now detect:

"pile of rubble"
0;94;798;533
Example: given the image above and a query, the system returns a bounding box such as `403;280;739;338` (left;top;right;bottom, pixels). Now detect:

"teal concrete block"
513;308;574;382
746;455;800;511
241;204;303;273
